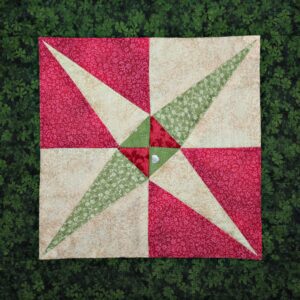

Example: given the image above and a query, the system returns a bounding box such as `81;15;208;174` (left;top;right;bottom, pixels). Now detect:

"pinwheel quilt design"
39;37;261;259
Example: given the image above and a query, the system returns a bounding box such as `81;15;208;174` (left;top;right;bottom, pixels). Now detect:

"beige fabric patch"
150;36;258;114
183;38;260;147
40;149;148;259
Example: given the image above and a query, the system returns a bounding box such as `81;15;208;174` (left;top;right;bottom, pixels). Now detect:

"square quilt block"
39;36;261;259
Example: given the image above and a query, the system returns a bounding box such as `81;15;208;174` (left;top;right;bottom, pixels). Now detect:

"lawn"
0;1;299;299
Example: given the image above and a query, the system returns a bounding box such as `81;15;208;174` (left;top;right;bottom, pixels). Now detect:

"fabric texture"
39;36;261;259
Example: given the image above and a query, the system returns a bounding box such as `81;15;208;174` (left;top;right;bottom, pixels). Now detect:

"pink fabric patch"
150;117;180;148
182;147;262;258
119;148;149;177
39;40;118;148
40;37;150;112
149;181;258;259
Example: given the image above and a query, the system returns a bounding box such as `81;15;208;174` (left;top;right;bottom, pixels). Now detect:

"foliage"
0;0;299;299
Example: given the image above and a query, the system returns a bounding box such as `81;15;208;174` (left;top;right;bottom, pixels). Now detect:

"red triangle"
182;148;262;258
119;148;149;176
40;37;150;112
150;117;180;148
39;40;118;148
149;182;259;259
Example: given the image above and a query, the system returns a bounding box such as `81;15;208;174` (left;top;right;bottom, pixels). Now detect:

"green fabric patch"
121;117;150;147
149;147;179;176
154;43;253;145
45;150;147;252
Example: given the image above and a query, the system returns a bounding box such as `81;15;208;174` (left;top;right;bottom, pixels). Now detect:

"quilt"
39;36;261;259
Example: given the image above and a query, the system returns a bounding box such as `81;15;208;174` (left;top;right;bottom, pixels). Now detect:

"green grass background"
1;0;299;299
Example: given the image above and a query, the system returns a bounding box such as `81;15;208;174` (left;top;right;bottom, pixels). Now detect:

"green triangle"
149;147;179;175
121;117;150;147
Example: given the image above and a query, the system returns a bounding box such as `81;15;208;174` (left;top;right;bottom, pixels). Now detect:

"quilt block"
39;36;261;259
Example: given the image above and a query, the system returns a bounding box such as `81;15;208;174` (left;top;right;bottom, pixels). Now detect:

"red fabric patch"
148;182;258;259
182;147;262;258
39;40;118;148
150;117;180;148
119;148;149;176
40;37;150;112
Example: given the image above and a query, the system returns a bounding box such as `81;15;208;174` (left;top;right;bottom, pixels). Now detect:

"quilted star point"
40;36;261;259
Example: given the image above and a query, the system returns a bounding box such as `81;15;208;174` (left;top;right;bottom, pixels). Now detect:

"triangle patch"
119;148;149;177
149;147;179;176
39;40;118;148
150;117;180;148
148;182;258;259
182;147;262;258
121;117;150;148
40;37;150;112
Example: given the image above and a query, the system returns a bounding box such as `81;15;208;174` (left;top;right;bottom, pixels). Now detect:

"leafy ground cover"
0;1;299;299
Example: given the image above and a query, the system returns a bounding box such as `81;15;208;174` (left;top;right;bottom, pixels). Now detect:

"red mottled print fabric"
39;37;149;148
119;148;149;177
39;40;118;148
150;117;180;148
149;182;259;259
41;37;150;112
181;147;262;258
